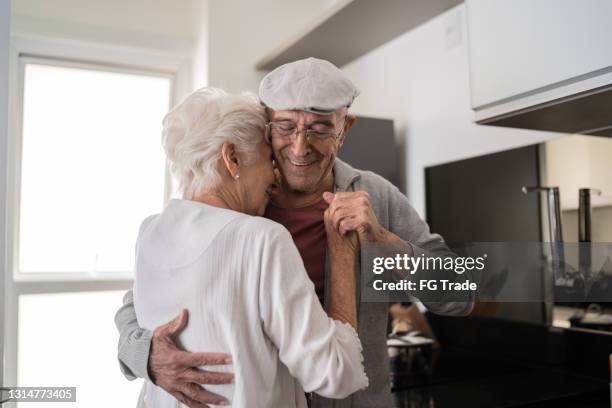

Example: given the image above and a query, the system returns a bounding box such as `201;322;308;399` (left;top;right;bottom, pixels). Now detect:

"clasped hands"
322;190;401;244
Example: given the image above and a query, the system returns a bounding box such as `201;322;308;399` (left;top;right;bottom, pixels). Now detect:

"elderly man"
115;57;473;407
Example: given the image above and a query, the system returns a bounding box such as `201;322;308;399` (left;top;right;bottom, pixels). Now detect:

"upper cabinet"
465;0;612;137
256;0;462;70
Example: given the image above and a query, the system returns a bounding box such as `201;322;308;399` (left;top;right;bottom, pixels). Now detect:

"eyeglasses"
265;118;346;144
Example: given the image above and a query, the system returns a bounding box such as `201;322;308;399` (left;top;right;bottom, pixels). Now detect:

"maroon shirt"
264;199;328;301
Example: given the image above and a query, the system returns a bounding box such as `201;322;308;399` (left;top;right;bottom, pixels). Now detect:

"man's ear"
337;115;356;148
221;141;240;178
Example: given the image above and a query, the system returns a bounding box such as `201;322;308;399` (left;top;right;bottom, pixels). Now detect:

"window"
6;56;173;407
18;291;140;408
19;61;170;275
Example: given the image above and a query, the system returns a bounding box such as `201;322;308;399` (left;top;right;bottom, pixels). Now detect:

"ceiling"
11;0;206;44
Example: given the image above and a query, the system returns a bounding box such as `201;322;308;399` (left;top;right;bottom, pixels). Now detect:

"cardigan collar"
333;158;361;192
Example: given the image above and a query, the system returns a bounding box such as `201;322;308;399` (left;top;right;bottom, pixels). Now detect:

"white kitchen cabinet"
256;0;462;70
466;0;612;123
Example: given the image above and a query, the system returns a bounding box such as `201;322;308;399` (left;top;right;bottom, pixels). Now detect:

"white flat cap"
259;57;360;115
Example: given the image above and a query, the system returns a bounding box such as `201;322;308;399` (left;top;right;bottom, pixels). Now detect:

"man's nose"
290;132;311;157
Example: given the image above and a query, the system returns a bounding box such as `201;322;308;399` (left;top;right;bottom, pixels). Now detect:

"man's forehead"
268;109;342;122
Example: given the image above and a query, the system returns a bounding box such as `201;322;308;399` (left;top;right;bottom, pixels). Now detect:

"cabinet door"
466;0;612;109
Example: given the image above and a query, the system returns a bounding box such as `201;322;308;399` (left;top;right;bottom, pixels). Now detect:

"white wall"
545;135;612;242
11;0;207;100
207;0;340;92
343;4;564;217
11;0;203;53
545;135;612;210
192;1;209;90
1;0;10;386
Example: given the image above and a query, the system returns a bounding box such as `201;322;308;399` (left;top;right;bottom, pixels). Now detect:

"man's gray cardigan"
114;159;474;407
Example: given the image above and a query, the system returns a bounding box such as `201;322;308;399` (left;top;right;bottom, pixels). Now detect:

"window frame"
0;0;10;389
4;35;187;393
12;54;175;281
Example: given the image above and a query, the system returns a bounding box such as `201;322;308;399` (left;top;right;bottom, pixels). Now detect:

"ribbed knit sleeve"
114;290;153;381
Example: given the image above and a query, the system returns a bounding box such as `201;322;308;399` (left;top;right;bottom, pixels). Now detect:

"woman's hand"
324;192;359;256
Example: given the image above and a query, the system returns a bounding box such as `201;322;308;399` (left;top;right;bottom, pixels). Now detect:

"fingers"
169;309;189;337
325;191;370;215
180;383;229;406
324;191;367;210
175;351;233;368
338;217;357;236
338;217;368;237
156;309;189;339
149;320;233;408
182;368;235;385
331;191;369;203
330;208;355;232
172;391;210;408
322;191;335;204
325;192;372;235
200;352;233;365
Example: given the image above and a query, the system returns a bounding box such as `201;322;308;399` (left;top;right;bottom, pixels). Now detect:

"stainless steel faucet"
522;186;563;243
522;186;567;289
522;186;566;323
579;188;602;243
579;188;602;285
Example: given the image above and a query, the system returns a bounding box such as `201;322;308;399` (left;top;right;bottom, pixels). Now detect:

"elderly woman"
133;87;368;407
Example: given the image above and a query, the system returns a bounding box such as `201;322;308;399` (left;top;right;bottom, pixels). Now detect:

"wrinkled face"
267;109;346;194
239;142;277;216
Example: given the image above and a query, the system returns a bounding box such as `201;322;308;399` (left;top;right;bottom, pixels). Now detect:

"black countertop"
389;314;612;408
391;348;609;408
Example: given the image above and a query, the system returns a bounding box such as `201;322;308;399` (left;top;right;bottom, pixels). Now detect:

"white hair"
162;87;267;198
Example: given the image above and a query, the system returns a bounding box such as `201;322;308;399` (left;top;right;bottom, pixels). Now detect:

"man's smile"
287;159;316;167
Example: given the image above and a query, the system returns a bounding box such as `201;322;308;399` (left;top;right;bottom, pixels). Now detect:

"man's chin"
284;177;319;194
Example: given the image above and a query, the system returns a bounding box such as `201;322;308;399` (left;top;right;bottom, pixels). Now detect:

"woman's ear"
221;141;240;178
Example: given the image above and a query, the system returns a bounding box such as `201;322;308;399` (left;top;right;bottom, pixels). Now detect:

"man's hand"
149;309;233;407
323;191;401;243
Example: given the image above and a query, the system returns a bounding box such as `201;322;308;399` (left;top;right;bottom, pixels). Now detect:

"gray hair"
162;87;267;198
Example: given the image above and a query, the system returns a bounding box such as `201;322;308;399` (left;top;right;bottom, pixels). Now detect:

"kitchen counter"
389;312;612;408
392;348;609;408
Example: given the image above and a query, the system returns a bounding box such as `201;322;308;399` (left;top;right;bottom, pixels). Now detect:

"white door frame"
1;0;12;388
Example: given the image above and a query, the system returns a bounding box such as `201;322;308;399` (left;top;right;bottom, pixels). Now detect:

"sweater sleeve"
114;289;153;381
258;225;369;399
387;184;475;316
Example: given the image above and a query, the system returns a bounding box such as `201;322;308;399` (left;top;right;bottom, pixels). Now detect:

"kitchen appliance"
569;304;612;332
336;116;400;190
425;144;544;324
387;330;434;390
